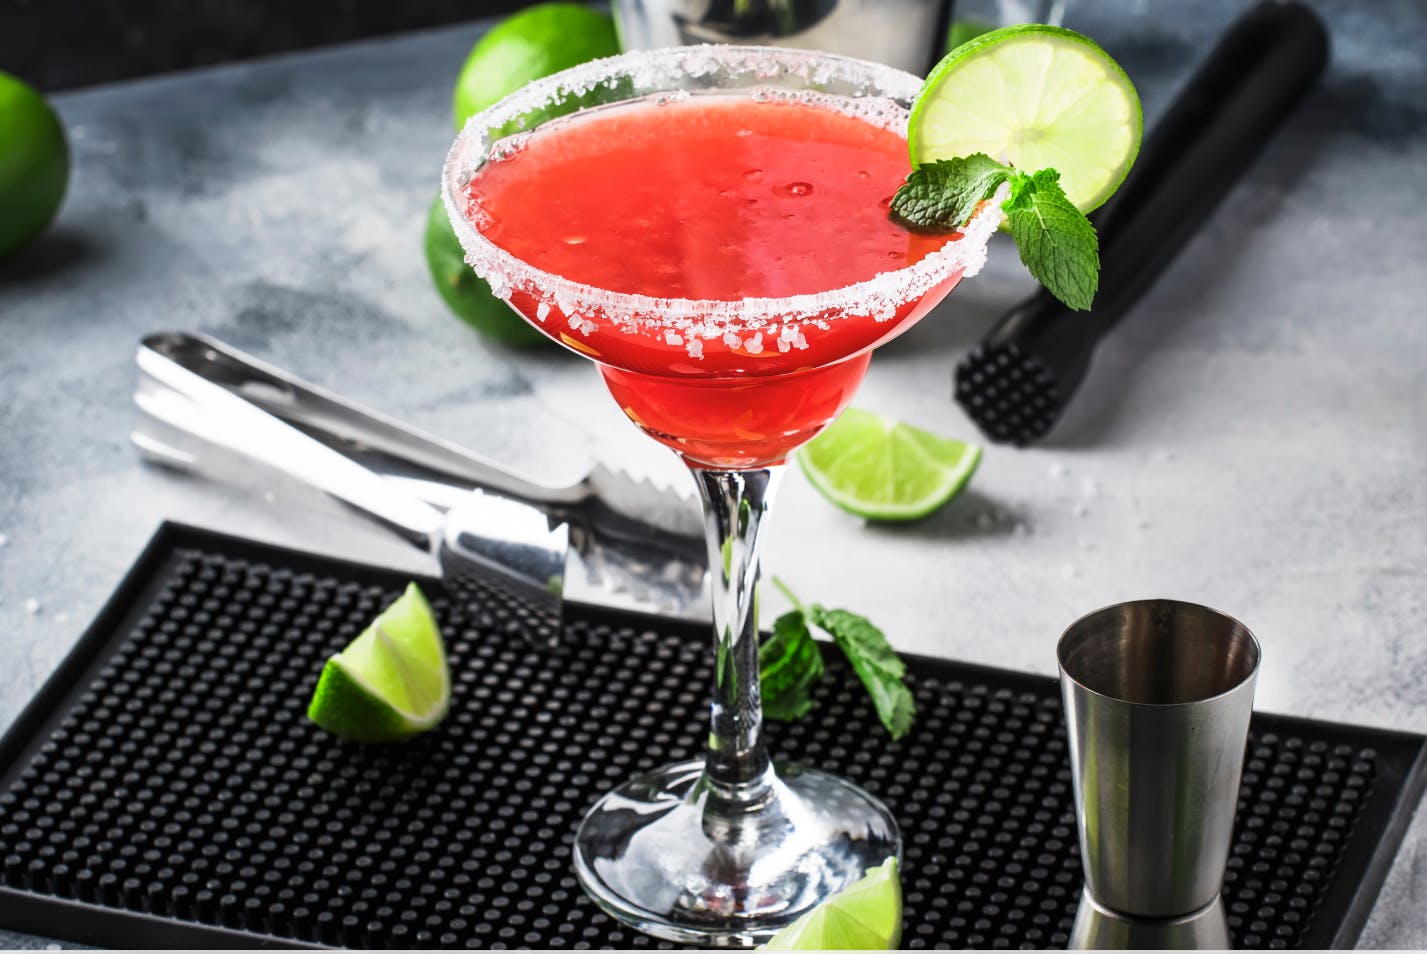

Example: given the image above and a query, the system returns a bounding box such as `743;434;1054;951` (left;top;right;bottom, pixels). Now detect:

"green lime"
0;71;68;259
798;408;982;521
910;24;1142;214
307;583;451;743
762;857;902;950
452;2;621;129
424;194;547;347
434;3;618;346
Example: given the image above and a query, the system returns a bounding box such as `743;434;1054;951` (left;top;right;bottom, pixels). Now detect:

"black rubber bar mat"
0;524;1423;950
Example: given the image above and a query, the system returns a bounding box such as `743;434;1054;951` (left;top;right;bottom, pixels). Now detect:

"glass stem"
690;465;783;798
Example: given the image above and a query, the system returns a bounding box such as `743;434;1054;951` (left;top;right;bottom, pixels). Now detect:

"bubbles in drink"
777;181;814;198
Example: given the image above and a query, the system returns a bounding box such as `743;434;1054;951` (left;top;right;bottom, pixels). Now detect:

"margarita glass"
442;45;1000;944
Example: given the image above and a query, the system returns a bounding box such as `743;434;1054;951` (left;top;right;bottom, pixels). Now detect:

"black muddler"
954;0;1330;446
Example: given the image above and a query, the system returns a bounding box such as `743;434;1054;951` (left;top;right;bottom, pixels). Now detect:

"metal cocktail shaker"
1058;600;1262;948
611;0;955;75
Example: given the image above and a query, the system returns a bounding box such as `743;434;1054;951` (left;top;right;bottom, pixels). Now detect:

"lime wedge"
307;583;450;742
798;408;981;521
762;857;902;950
910;24;1142;214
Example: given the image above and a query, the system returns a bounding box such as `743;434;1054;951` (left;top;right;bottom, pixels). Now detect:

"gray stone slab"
1;2;1423;947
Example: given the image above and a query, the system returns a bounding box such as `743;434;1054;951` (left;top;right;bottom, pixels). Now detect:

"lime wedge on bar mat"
909;24;1142;213
307;583;450;742
762;857;902;950
798;408;982;521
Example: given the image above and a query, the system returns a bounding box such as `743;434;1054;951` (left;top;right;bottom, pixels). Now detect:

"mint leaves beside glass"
760;609;825;722
891;154;1100;311
763;578;915;740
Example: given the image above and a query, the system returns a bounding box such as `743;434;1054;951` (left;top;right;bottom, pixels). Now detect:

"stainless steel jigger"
1057;600;1262;949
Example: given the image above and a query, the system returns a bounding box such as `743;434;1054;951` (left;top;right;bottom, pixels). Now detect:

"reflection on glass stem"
694;466;783;797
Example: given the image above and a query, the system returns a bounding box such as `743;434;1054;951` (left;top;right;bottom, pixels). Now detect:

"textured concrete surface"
1;1;1424;947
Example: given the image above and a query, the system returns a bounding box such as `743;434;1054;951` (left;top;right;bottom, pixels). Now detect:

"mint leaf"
760;610;825;722
764;578;915;739
809;606;916;741
887;155;1103;311
1002;168;1100;311
890;153;1012;233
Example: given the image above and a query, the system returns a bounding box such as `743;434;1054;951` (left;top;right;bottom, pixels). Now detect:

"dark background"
0;0;536;91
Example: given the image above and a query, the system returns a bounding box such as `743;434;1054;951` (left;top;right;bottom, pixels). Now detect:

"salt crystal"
24;598;41;615
579;319;598;335
568;313;583;331
962;243;990;278
723;331;742;349
686;338;704;359
486;274;512;301
744;333;764;355
535;301;551;322
1047;462;1067;480
664;330;683;346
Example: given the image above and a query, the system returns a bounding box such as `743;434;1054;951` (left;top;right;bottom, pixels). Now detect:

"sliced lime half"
762;857;902;950
307;583;450;743
798;408;981;521
909;23;1142;213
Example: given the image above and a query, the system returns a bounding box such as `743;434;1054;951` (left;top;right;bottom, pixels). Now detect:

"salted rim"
439;44;1003;339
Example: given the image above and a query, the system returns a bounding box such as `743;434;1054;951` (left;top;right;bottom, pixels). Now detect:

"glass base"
572;759;901;946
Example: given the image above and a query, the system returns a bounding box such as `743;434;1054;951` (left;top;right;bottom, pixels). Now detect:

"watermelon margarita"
441;46;1000;945
456;89;996;468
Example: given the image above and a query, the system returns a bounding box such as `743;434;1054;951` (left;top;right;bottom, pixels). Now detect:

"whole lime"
423;195;547;347
0;71;69;259
433;3;620;347
452;2;620;129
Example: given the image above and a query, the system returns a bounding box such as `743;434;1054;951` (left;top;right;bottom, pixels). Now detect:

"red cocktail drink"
463;96;983;467
442;46;1000;945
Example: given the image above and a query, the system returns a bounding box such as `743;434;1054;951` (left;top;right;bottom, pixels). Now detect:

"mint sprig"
762;578;915;740
890;153;1100;311
760;610;824;722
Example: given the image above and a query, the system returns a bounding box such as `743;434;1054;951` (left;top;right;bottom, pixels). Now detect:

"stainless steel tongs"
132;332;710;642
